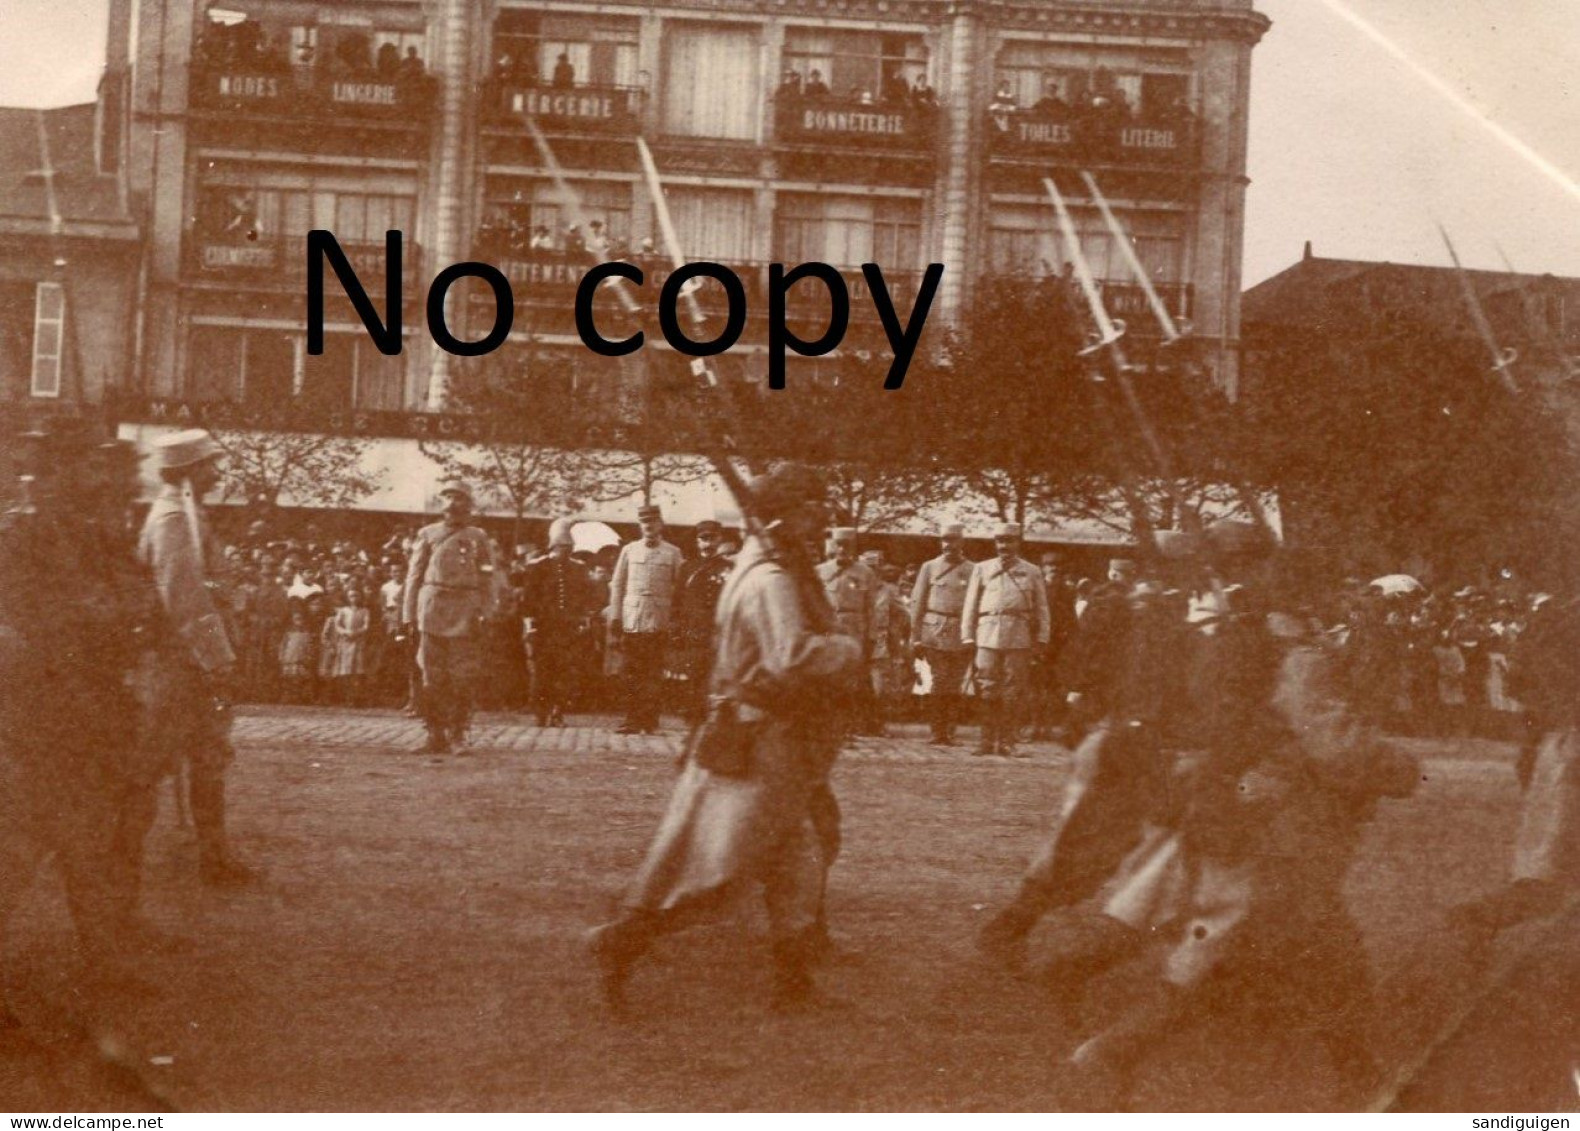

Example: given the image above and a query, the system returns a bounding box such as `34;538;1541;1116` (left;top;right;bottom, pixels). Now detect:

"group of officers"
7;421;1580;1106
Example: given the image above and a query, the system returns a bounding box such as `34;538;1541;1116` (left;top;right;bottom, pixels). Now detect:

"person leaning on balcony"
1034;78;1069;117
803;69;830;98
552;52;576;88
780;67;803;96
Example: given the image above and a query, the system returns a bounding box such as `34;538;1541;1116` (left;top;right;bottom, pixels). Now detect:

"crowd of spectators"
196;18;429;83
206;514;1554;748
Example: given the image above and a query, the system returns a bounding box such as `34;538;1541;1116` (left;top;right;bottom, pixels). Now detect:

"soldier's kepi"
138;427;258;887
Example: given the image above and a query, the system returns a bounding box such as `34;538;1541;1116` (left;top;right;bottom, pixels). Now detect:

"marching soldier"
816;528;880;736
608;504;684;735
522;518;599;728
910;522;974;745
589;465;862;1012
403;480;497;754
961;523;1050;757
1;427;175;1015
138;428;256;886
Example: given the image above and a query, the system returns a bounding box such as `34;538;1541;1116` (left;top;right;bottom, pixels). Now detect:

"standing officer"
817;528;880;736
403;481;497;754
138;428;255;886
608;503;683;735
910;522;974;745
961;522;1050;758
676;519;734;724
522;518;598;727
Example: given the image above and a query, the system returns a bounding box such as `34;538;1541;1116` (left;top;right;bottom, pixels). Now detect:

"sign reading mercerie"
508;89;620;120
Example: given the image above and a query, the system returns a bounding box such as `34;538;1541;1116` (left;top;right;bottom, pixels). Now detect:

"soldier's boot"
928;694;951;744
975;713;999;756
1070;980;1185;1077
1039;915;1145;1021
191;768;256;889
977;880;1052;970
769;929;831;1013
588;912;658;1012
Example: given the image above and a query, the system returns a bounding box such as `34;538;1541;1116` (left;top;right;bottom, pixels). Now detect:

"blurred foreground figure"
0;424;174;1018
1049;523;1418;1102
138;428;255;886
1393;594;1580;1110
590;465;860;1012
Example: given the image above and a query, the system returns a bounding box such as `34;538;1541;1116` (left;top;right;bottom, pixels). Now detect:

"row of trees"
209;280;1580;586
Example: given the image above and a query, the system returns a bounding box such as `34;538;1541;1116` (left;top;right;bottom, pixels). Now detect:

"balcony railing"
187;234;420;291
479;247;926;325
188;64;435;122
774;92;937;151
988;108;1199;167
481;77;644;134
983;274;1194;324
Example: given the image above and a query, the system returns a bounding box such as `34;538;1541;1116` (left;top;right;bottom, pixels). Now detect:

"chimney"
1302;240;1313;262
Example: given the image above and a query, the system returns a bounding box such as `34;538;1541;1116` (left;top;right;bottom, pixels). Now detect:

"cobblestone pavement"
233;704;1518;771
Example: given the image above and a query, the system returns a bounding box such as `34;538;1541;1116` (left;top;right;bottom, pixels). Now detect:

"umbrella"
1369;574;1425;596
570;520;621;554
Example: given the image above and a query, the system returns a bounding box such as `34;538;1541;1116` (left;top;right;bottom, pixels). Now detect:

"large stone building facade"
108;0;1268;434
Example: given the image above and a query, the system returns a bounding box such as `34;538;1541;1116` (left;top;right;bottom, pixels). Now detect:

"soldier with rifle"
0;423;178;1021
588;464;861;1012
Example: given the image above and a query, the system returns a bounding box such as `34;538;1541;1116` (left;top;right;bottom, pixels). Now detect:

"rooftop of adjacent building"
1244;239;1580;331
0;101;135;237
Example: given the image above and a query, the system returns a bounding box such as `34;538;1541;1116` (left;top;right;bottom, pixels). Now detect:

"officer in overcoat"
608;504;684;734
403;480;497;754
816;528;880;735
961;522;1050;757
138;428;255;885
910;522;974;745
522;517;598;727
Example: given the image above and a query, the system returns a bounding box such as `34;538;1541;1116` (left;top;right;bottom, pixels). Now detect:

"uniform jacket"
816;556;880;648
138;484;236;674
402;520;497;638
712;539;863;722
522;553;599;631
609;537;684;634
961;555;1050;651
678;553;733;646
910;553;973;652
625;537;860;916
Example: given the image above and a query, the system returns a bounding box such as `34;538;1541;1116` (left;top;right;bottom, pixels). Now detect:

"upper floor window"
662;23;760;140
987;204;1183;284
194;184;416;245
992;42;1194;123
31;282;64;398
480;179;633;256
780;29;929;105
775;195;922;271
494;12;641;89
196;13;429;79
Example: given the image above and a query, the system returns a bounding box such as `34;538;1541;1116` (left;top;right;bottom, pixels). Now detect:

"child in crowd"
279;605;318;704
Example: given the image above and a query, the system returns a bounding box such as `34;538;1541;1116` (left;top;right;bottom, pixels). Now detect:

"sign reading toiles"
305;231;944;390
